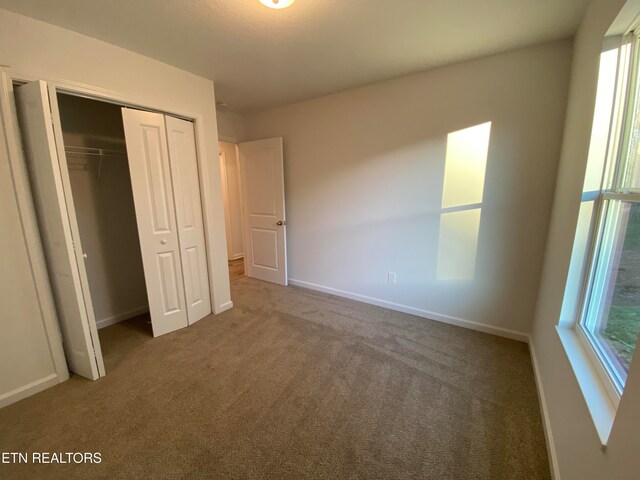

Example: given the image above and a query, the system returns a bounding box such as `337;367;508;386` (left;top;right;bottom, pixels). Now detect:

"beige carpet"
0;277;550;479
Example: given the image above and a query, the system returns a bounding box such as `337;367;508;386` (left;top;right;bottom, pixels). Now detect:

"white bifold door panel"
238;137;287;285
15;80;104;380
165;116;211;324
121;109;189;337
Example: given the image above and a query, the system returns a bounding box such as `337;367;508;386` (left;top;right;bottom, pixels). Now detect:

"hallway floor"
228;257;245;282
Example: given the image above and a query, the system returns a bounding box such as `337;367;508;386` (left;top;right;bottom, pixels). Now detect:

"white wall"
219;141;245;260
0;9;230;405
59;94;148;328
531;0;640;479
245;41;572;337
217;110;246;141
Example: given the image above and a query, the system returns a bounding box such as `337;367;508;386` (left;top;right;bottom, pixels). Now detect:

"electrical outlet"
387;272;397;285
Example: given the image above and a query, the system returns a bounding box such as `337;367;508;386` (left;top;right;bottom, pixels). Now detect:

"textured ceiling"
0;0;589;112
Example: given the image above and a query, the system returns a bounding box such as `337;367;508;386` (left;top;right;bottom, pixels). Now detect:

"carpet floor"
0;277;550;479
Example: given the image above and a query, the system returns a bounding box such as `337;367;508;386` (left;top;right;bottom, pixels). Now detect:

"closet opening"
57;93;152;344
12;79;214;381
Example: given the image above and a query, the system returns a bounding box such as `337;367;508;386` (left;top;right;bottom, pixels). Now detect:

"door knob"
160;239;167;245
277;220;286;226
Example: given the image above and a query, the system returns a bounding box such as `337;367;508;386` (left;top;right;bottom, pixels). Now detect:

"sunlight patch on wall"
437;122;491;280
437;208;482;280
441;122;491;208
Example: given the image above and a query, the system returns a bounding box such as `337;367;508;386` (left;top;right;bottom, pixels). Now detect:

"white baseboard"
288;278;529;342
529;340;561;480
230;254;244;260
0;373;60;409
96;305;149;329
216;301;234;314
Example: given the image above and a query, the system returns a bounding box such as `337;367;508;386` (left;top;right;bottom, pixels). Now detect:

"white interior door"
165;116;211;324
238;137;287;285
121;108;188;337
15;80;103;379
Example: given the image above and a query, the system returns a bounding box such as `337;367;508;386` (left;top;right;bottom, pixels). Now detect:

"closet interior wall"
58;94;148;329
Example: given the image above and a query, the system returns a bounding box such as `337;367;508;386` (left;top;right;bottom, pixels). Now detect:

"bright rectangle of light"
441;122;491;209
437;208;482;280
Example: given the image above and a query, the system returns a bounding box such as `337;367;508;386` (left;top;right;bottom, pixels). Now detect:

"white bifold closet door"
165;116;211;323
121;109;210;337
15;80;104;380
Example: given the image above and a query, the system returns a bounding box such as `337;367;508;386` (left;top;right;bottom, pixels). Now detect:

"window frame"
576;33;640;405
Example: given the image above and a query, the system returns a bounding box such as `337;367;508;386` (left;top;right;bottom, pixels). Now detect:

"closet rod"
64;147;127;185
65;151;127;158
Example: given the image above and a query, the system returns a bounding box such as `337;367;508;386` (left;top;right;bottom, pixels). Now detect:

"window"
579;34;640;397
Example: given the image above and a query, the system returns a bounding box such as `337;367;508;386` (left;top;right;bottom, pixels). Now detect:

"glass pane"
621;49;640;190
582;48;618;193
562;201;596;326
586;201;640;384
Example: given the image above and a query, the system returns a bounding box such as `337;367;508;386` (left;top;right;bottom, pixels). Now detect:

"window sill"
556;326;616;447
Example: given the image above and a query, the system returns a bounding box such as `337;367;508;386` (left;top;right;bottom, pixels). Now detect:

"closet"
14;80;212;380
59;94;149;332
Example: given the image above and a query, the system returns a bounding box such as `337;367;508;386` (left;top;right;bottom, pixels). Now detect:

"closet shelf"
64;146;127;159
64;146;128;185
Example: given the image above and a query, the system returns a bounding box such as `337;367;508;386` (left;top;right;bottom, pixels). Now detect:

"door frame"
217;136;246;278
0;67;224;383
219;140;247;267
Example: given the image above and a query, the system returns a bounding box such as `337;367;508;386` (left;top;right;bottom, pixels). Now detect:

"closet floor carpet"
0;277;550;480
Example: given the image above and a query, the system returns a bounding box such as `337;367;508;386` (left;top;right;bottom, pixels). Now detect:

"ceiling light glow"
259;0;296;9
